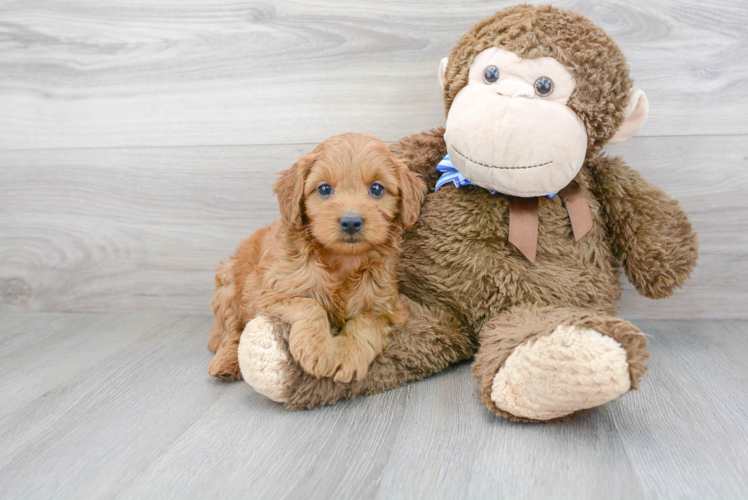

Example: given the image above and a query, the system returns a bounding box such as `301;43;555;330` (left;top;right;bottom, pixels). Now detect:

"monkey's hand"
587;156;698;299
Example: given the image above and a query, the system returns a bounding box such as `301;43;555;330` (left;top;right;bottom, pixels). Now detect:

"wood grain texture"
0;0;746;149
0;144;307;313
0;313;746;498
1;135;745;318
611;320;748;498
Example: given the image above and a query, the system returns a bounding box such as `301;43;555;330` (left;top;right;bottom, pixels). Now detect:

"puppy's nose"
339;214;364;234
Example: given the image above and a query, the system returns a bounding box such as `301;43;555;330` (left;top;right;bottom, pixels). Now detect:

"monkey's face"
442;48;588;197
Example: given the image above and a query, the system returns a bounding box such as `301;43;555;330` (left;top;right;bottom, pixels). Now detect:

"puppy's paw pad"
491;325;631;420
238;316;292;402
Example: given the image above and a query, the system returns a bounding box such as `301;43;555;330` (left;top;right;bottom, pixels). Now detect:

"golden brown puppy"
207;133;427;383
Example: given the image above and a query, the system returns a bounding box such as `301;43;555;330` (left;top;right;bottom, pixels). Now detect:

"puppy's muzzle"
339;213;364;234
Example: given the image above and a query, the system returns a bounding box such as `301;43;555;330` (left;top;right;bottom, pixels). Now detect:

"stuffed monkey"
234;5;698;422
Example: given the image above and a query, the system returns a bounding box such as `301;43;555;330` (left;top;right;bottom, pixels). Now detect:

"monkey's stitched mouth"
450;145;553;170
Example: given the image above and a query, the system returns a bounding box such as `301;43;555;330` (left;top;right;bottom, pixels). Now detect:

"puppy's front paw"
333;335;376;383
491;325;632;421
288;325;337;379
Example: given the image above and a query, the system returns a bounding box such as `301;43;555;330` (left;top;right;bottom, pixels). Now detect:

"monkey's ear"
394;157;427;229
438;57;449;91
609;89;649;144
273;153;313;228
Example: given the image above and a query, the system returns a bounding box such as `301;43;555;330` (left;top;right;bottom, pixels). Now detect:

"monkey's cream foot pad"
491;325;631;420
238;316;292;403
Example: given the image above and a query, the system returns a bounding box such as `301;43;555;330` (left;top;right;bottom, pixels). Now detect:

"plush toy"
236;4;698;422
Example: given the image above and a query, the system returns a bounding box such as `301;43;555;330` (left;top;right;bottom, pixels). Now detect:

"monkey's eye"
369;183;385;198
317;183;333;197
534;76;554;96
483;65;500;84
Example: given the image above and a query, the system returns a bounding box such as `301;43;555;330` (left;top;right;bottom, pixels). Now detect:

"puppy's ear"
274;153;313;228
393;156;427;229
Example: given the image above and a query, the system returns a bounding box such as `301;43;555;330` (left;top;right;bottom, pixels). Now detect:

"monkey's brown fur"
237;6;698;421
208;133;426;383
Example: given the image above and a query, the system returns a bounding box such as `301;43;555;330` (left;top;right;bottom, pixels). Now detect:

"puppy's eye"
317;183;333;197
483;65;500;84
534;76;554;96
369;183;385;198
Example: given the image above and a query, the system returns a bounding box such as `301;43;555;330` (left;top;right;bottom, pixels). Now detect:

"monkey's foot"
238;314;295;403
490;325;633;421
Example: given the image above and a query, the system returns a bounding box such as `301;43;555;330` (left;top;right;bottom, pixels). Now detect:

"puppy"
207;133;427;383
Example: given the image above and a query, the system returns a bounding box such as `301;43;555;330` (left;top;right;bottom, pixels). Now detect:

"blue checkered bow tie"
435;155;557;199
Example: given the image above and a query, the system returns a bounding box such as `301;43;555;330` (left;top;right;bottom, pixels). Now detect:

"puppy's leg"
209;313;245;380
267;298;337;379
208;322;223;354
209;260;235;352
207;260;245;380
209;333;245;380
334;313;390;383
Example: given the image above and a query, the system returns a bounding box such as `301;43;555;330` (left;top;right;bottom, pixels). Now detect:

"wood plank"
0;314;230;498
1;135;745;317
0;144;308;313
118;379;409;499
611;319;748;498
1;314;746;498
0;0;746;149
0;313;186;419
0;312;410;499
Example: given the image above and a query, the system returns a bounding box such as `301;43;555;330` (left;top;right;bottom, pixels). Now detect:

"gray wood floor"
0;313;746;499
2;1;747;499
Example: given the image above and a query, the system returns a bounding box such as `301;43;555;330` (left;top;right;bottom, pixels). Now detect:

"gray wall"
1;0;746;318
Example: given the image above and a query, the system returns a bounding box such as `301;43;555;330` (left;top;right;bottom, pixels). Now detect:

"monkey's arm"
389;127;447;190
587;155;698;299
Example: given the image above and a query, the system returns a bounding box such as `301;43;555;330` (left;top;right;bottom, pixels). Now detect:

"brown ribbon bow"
508;180;593;263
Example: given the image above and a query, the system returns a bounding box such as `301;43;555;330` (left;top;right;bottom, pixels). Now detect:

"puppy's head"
274;133;426;255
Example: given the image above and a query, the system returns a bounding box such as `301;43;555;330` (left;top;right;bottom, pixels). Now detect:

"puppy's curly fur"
208;133;427;383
